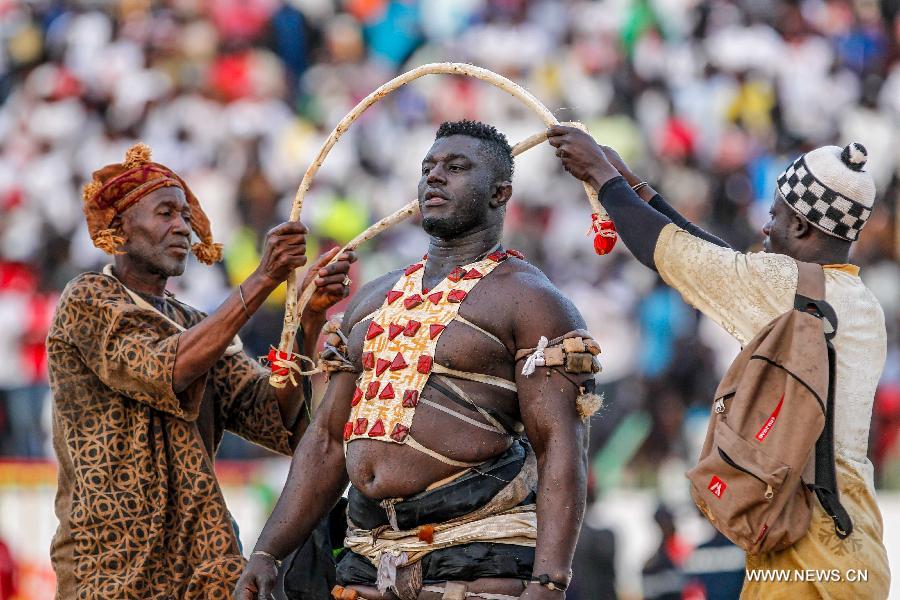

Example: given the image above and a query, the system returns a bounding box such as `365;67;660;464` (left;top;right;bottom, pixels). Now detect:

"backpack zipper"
718;448;775;500
714;393;735;414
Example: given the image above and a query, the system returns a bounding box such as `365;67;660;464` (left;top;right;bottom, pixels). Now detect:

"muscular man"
47;143;355;599
548;126;890;598
236;121;603;600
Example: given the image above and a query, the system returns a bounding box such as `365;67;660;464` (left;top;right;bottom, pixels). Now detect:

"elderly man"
236;121;604;600
47;143;355;599
548;126;889;599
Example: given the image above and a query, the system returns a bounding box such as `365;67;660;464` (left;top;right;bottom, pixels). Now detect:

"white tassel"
376;551;408;594
521;336;549;377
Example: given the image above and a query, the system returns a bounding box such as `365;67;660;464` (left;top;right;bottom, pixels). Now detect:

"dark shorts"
336;439;535;585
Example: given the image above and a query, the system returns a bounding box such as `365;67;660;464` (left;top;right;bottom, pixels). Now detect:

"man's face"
417;135;502;239
762;192;794;254
119;185;192;278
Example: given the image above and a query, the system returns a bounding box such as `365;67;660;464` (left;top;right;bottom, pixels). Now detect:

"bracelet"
631;181;650;193
250;550;282;567
529;574;568;592
238;284;252;320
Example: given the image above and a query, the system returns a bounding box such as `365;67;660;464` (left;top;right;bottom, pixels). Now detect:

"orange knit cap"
81;143;223;265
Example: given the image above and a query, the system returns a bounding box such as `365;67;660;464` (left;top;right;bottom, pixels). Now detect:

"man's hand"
546;125;619;190
234;554;278;600
255;221;309;287
301;247;358;317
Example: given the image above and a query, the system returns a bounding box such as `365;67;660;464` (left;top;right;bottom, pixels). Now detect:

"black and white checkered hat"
776;143;876;242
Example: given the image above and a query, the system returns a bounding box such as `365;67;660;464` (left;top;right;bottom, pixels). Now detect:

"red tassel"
591;214;618;255
267;348;296;376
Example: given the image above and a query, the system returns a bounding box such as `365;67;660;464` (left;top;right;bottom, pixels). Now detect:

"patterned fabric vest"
343;249;517;445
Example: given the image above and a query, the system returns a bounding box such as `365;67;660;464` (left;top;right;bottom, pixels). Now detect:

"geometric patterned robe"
47;272;295;599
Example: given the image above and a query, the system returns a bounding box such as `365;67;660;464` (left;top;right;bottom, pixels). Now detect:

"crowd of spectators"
0;0;898;495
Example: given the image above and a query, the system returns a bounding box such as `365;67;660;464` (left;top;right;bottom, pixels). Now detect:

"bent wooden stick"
272;63;607;386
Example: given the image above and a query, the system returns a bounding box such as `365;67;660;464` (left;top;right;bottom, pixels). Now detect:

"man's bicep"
654;225;798;344
313;370;357;441
517;368;587;455
512;281;589;451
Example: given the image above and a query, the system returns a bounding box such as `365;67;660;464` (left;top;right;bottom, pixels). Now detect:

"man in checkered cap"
548;126;889;599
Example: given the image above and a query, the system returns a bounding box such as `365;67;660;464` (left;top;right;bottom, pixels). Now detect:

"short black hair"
435;120;514;181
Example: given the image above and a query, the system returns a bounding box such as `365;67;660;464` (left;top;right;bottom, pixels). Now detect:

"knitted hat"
776;142;876;242
82;143;222;264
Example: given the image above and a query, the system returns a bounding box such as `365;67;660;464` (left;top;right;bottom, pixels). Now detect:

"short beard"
422;215;478;239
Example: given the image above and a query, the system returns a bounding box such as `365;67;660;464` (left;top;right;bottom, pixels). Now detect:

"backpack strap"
794;261;853;540
794;261;837;339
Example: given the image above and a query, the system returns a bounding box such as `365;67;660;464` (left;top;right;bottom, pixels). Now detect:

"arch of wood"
270;62;611;387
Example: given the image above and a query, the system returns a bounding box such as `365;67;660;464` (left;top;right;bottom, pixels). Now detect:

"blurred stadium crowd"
0;0;898;596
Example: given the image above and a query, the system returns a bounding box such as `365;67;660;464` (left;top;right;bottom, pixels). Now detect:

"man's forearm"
173;271;276;392
253;421;349;559
532;440;587;585
592;175;671;270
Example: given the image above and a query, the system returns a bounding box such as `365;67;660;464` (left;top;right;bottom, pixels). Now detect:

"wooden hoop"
271;62;607;387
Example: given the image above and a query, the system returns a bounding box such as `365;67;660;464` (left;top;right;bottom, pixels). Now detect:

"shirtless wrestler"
236;120;603;600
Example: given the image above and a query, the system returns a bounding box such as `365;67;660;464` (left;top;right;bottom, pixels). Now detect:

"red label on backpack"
708;476;727;498
755;394;785;442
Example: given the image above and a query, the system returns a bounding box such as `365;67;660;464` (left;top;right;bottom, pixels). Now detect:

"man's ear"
110;214;124;233
490;181;512;208
791;212;812;238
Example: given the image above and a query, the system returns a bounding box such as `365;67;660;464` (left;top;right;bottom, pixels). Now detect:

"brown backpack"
687;261;853;555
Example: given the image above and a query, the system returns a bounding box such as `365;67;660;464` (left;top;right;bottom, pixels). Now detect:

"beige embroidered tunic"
47;272;294;600
654;224;890;598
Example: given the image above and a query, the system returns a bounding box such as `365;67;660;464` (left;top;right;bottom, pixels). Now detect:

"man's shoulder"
58;271;125;307
343;268;404;326
485;257;586;339
492;257;570;307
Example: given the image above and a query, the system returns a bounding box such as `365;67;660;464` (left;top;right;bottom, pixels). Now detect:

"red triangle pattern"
428;292;443;305
386;290;403;304
447;289;467;303
429;324;445;339
404;263;423;276
404;294;423;310
417;355;433;374
375;358;390;376
368;419;385;437
351;388;362;407
366;322;384;340
378;383;395;400
354;418;368;435
447;267;466;282
388;323;404;340
463;268;483;280
343;422;353;441
365;381;379;400
389;352;408;371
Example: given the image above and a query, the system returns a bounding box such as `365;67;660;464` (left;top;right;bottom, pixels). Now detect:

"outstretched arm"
595;142;730;249
513;276;590;599
547;126;727;270
234;367;355;599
